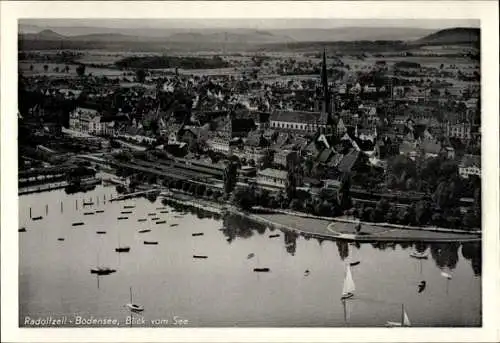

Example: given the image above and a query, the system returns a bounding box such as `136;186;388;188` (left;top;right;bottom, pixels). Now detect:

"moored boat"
341;265;355;300
386;304;411;327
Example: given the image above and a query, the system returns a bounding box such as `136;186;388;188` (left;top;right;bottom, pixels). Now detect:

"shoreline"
157;191;481;243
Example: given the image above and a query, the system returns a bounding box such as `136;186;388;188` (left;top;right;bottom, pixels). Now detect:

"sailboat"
115;228;130;253
386;304;411;327
341;265;355;300
125;287;144;312
410;250;429;259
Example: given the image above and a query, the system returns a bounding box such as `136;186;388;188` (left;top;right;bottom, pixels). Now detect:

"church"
269;49;337;135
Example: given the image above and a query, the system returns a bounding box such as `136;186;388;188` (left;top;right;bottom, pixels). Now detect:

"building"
459;154;481;179
270;110;328;133
256;168;288;190
447;122;472;140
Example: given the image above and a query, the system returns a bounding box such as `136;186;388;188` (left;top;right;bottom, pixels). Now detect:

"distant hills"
416;27;480;45
18;25;480;52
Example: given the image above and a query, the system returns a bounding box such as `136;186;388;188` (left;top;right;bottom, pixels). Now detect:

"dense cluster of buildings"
21;47;481;198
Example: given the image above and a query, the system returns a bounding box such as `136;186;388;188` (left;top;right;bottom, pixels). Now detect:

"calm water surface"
19;185;481;327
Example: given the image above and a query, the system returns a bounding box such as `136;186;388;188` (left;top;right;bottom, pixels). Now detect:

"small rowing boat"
170;224;178;227
121;211;133;214
192;233;204;237
155;220;166;224
123;205;135;209
32;216;43;221
72;222;84;226
84;212;95;215
138;229;151;233
57;238;65;241
193;255;208;259
96;231;106;234
151;217;160;220
269;234;280;238
95;210;105;213
138;219;147;222
117;217;128;220
115;247;130;253
144;241;158;245
253;268;270;272
19;227;27;232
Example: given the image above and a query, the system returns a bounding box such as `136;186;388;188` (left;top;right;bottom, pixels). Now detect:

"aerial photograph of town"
17;18;481;328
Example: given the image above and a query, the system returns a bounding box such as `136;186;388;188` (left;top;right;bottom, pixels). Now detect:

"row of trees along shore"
112;146;480;231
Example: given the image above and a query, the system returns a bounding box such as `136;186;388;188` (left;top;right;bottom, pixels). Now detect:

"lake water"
19;185;481;327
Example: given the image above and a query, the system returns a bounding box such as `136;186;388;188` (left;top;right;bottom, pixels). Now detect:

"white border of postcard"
2;1;499;342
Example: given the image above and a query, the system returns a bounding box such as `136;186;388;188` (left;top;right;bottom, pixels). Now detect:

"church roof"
270;110;323;124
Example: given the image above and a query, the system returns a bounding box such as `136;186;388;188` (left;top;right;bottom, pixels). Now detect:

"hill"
416;27;480;45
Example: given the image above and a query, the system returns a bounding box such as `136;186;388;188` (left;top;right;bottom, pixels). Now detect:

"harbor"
18;184;481;327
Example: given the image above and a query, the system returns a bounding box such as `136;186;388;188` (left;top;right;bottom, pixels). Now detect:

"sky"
21;18;480;30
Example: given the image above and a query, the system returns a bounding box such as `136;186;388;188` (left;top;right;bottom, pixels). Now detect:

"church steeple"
321;48;331;116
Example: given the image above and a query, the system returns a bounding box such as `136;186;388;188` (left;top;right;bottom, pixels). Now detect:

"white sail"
342;265;355;296
403;310;411;326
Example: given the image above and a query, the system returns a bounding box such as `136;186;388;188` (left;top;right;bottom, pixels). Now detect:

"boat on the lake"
160;211;169;213
386;304;411;327
144;241;158;245
192;233;204;237
349;261;361;266
90;267;116;275
155;220;166;224
410;251;429;259
151;217;160;220
84;212;95;215
83;202;94;206
247;253;255;259
193;255;208;259
57;238;65;241
123;205;135;209
125;287;144;313
32;216;43;221
96;210;105;213
96;231;106;234
138;229;151;233
115;247;130;253
254;268;270;272
170;224;178;227
117;217;128;220
137;219;147;222
441;271;453;279
72;222;84;226
341;265;355;300
269;234;280;238
418;281;426;293
121;211;133;214
148;213;156;216
19;227;27;232
156;207;166;210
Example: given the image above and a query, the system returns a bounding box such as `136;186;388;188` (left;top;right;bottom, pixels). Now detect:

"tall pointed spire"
321;48;330;116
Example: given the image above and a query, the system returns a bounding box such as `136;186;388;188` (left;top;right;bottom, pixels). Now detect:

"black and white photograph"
2;1;499;342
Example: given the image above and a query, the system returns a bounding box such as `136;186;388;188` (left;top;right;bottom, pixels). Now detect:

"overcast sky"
21;18;479;30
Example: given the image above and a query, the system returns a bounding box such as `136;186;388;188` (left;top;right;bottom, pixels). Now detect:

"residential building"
447;122;472;140
459;154;481;179
257;168;288;190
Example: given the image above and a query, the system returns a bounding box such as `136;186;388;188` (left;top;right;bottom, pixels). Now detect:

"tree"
339;173;352;210
232;186;257;211
223;161;238;195
290;198;303;211
136;69;146;83
76;64;86;77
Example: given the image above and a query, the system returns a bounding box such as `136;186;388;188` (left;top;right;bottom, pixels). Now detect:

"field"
19;61;124;77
